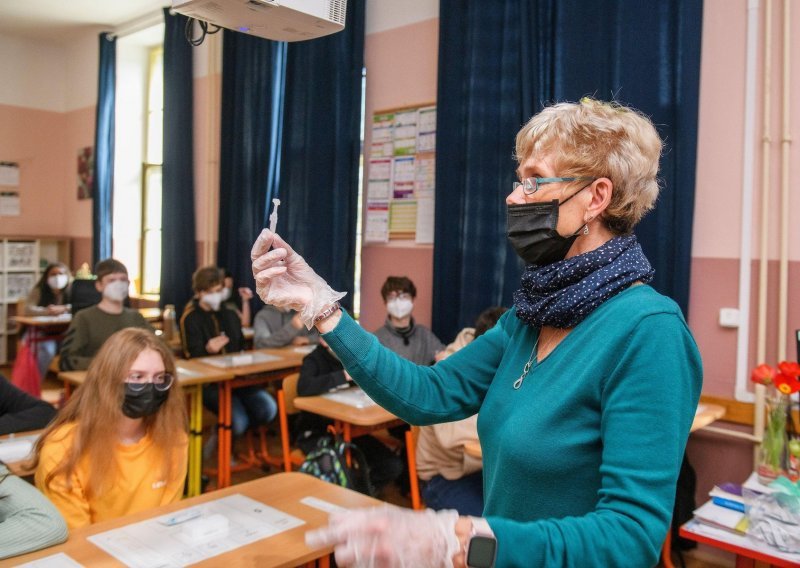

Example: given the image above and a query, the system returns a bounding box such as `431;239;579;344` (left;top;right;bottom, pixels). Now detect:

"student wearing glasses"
32;328;187;528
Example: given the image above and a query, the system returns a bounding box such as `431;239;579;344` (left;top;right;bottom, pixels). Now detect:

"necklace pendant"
513;376;524;389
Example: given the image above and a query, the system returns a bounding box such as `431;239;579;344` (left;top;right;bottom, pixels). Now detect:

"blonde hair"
30;328;187;498
515;98;662;234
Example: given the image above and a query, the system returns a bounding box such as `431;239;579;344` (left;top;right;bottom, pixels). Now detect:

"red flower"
773;373;800;395
778;361;800;379
751;364;777;386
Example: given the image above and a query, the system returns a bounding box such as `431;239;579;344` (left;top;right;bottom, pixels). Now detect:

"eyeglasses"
125;372;174;392
512;177;596;196
386;292;412;301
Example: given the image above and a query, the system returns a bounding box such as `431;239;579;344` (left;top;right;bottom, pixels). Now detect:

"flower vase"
757;386;790;484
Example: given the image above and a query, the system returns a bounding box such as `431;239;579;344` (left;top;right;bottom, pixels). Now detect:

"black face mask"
506;188;588;266
122;384;169;419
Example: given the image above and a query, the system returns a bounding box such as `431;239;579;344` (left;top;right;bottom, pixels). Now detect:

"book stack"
691;473;774;535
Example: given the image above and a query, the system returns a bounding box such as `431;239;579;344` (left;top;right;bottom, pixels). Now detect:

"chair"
277;372;306;472
405;425;424;510
70;279;101;313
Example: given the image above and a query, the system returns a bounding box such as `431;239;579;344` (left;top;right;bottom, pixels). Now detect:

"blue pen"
711;496;746;513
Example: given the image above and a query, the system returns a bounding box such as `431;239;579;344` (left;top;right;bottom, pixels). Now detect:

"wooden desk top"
11;314;72;327
0;472;382;568
294;394;398;427
691;403;726;432
12;308;160;327
197;348;305;378
59;359;235;388
461;403;727;461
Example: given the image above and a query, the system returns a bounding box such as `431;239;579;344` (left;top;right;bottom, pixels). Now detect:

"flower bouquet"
751;362;800;483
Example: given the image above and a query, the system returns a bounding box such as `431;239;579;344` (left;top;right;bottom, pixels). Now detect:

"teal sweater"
324;285;702;567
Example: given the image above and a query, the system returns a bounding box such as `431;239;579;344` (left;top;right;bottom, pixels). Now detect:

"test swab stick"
269;198;281;233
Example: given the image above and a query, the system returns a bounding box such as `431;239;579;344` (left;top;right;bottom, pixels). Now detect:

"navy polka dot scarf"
513;234;655;329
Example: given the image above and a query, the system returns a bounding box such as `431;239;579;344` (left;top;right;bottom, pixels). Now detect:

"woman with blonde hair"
253;98;702;567
32;328;187;528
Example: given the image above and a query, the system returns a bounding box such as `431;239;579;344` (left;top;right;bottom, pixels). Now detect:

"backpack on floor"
299;434;376;497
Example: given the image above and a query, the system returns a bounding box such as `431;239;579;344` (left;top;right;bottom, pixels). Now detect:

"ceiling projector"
171;0;347;42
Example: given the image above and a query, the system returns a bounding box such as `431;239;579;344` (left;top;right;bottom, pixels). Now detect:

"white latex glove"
251;229;345;329
305;506;460;568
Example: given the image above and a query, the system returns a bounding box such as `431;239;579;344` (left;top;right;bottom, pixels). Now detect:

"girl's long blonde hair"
30;328;187;497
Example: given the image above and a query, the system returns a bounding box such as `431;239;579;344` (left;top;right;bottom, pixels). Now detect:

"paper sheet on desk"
321;387;378;408
87;494;304;567
199;352;280;368
15;552;83;568
0;436;37;463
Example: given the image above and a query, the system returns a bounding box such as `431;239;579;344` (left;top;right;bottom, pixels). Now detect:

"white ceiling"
0;1;168;44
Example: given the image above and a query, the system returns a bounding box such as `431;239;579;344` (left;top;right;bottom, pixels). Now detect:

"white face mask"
387;297;414;319
48;274;69;290
201;291;224;311
220;287;232;302
103;280;129;302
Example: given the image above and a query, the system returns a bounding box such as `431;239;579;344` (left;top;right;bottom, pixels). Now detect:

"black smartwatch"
465;517;497;568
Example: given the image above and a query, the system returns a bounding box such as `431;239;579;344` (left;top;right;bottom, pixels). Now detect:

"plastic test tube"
269;198;281;233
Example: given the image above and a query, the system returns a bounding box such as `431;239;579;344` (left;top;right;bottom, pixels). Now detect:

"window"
141;47;164;295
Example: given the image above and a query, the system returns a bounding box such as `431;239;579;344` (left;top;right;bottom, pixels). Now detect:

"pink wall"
359;17;439;334
0;102;95;270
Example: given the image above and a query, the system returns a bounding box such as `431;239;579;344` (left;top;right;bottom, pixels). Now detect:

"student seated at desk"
32;328;187;529
59;259;153;371
0;463;68;560
295;337;403;494
221;268;254;327
253;304;319;348
418;307;506;517
23;262;72;377
180;266;277;455
0;373;56;435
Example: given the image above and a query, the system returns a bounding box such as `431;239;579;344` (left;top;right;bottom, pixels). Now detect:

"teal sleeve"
323;310;509;425
488;312;702;568
0;470;69;559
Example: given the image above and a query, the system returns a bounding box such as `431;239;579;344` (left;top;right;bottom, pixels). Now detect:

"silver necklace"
513;337;539;390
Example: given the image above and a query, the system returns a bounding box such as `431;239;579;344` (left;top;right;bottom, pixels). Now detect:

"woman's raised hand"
251;229;345;329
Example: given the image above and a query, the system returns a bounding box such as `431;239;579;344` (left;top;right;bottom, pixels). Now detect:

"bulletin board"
364;104;436;244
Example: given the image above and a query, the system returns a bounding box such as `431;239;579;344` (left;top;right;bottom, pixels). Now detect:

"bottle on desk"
163;304;178;343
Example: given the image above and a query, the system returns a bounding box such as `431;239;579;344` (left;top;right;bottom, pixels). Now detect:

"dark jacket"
0;374;56;435
180;299;243;358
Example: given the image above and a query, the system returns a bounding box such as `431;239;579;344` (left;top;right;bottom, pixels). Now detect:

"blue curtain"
433;0;703;342
92;32;116;265
217;32;286;307
278;0;365;312
160;9;196;311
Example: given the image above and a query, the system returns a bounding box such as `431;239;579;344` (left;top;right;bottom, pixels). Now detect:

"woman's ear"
585;177;613;222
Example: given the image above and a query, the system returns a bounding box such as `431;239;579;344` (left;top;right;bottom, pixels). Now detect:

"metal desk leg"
217;381;233;488
278;389;292;472
186;385;203;497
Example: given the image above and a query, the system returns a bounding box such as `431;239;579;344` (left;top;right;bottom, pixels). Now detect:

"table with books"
680;472;800;568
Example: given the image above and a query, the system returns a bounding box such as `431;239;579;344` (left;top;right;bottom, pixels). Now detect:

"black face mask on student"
122;384;169;419
506;187;588;266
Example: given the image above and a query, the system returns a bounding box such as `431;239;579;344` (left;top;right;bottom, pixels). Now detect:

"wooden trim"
700;394;800;427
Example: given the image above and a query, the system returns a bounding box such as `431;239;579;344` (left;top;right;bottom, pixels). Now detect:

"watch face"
467;535;497;568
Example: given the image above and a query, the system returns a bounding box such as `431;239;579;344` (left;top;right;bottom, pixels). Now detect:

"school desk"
293;392;404;443
679;518;800;568
0;429;42;477
58;360;235;497
0;471;382;568
196;347;305;488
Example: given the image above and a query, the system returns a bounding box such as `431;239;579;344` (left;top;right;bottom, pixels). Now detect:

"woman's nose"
506;185;527;205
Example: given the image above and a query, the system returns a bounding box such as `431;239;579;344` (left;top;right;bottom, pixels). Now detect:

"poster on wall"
0;162;20;186
78;146;94;200
0;192;20;216
365;104;436;243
